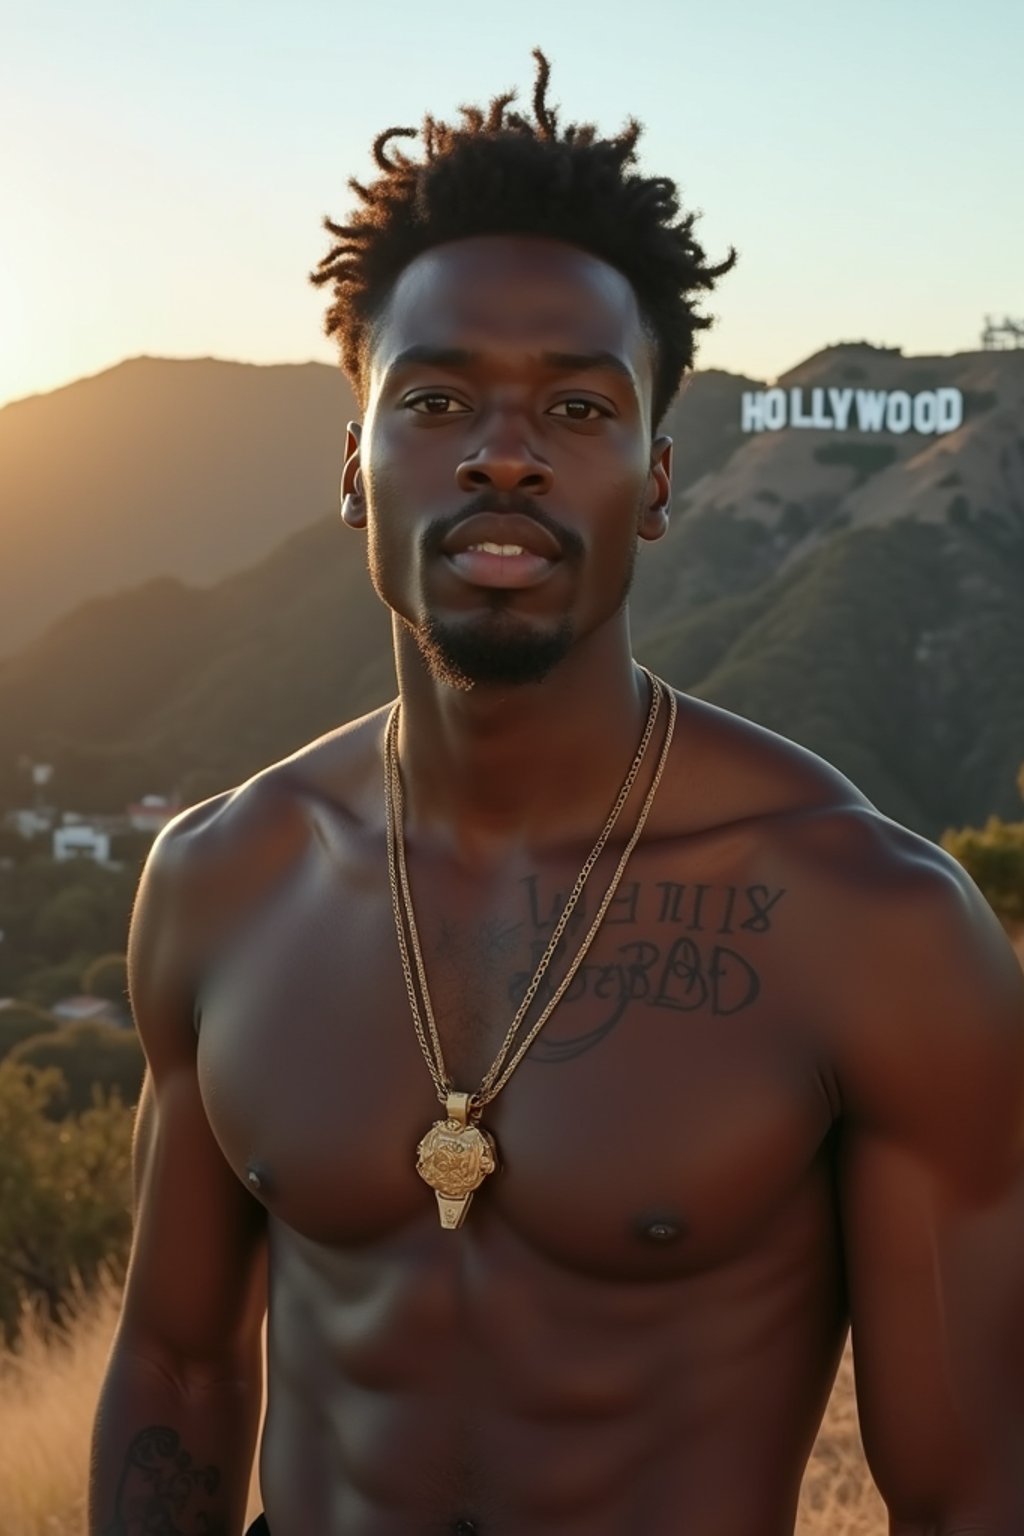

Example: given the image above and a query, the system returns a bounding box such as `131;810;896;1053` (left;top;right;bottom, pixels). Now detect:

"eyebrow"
388;346;475;373
541;350;636;385
385;345;637;386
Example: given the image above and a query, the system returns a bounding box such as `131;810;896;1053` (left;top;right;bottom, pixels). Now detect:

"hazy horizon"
0;335;1001;416
2;0;1020;413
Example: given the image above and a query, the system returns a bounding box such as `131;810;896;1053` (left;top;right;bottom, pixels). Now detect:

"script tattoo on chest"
508;878;787;1061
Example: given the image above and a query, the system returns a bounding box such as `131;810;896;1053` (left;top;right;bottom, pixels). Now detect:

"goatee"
405;607;575;690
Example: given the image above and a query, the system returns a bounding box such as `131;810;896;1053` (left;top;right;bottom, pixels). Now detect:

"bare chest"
196;835;835;1275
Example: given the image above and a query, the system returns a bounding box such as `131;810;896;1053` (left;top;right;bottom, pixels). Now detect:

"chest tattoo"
500;878;789;1060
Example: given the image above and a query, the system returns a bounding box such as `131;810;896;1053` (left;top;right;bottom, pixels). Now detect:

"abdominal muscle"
256;1171;847;1536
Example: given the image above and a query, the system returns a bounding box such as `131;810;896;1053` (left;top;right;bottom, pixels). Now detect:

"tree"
82;950;130;1010
0;1003;57;1063
0;854;137;1001
941;762;1024;929
942;816;1024;926
0;1062;133;1338
17;957;90;1009
10;1022;145;1117
31;882;108;964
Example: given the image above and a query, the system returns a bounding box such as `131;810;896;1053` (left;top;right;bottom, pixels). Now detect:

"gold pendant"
416;1091;497;1229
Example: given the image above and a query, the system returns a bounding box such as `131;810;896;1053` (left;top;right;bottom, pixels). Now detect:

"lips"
441;512;563;561
441;511;564;590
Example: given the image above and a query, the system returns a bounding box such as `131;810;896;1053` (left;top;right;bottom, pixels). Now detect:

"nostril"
455;457;552;494
456;464;492;489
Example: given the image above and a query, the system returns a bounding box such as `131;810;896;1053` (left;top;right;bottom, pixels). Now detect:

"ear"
340;422;366;530
638;435;672;543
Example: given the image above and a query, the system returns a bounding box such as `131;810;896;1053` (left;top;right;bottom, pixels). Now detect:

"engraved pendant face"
416;1117;498;1229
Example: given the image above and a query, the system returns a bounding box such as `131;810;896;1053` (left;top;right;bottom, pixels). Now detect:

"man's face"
344;235;672;688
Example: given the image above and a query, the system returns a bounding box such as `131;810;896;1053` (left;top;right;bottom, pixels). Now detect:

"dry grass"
795;1346;887;1534
0;1280;121;1536
0;1280;263;1536
0;1289;886;1536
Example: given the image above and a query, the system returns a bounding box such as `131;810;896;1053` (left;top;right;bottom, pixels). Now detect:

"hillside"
0;517;392;811
629;345;1024;832
0;356;752;660
0;357;358;656
1;344;1022;837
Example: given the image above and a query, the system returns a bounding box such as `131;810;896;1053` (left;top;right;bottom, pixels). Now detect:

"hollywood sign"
741;386;964;436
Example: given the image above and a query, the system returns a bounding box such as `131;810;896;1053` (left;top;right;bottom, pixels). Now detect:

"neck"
392;617;652;859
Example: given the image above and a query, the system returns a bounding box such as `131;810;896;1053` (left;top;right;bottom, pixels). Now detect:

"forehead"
368;235;652;391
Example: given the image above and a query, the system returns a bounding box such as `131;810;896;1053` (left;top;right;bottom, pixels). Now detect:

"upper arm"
117;809;267;1380
835;857;1024;1527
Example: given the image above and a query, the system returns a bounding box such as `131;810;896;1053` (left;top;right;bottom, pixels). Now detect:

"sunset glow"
1;0;1020;411
0;263;31;408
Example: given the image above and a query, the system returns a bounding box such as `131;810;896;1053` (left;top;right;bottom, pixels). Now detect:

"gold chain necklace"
384;668;677;1229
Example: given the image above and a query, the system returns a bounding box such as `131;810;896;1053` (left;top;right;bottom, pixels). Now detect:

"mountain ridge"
0;356;359;655
2;346;1021;837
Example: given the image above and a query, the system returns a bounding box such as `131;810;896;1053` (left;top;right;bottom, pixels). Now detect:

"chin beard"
406;609;575;690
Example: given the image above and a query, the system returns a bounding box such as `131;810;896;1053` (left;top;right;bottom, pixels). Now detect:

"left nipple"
636;1214;683;1244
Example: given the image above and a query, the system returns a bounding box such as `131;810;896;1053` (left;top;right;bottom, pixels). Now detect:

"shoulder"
788;802;1024;1197
151;703;390;878
664;690;875;838
668;693;1024;1187
666;689;981;895
131;705;392;1002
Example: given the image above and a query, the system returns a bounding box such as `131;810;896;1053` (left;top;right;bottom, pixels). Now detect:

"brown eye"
406;393;469;415
549;399;607;421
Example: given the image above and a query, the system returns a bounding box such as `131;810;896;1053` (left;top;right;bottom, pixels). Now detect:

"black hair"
310;49;736;426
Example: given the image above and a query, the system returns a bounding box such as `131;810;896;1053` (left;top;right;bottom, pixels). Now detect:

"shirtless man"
90;52;1024;1536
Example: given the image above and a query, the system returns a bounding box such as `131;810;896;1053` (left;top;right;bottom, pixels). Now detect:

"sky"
0;0;1020;411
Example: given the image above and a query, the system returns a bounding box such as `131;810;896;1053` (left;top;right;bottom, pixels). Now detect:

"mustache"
421;492;584;562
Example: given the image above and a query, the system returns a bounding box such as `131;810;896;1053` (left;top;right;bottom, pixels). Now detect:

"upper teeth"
469;542;525;556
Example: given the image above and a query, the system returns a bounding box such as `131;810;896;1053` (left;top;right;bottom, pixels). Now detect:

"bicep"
117;827;266;1377
121;1062;266;1374
836;867;1024;1523
841;1128;1024;1521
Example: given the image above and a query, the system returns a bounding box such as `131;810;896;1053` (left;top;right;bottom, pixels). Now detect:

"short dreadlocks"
311;50;736;428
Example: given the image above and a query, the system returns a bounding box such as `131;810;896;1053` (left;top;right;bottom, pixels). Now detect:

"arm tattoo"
103;1426;225;1535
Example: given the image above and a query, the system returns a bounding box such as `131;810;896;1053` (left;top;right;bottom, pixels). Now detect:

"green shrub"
0;1004;57;1064
813;442;899;486
81;951;129;1009
18;958;91;1010
0;1062;134;1339
942;816;1024;925
10;1022;145;1117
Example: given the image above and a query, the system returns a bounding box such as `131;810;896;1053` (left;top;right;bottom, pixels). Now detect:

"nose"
455;421;553;496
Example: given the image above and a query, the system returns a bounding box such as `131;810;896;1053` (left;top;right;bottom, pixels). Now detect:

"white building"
51;994;125;1027
53;823;112;864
